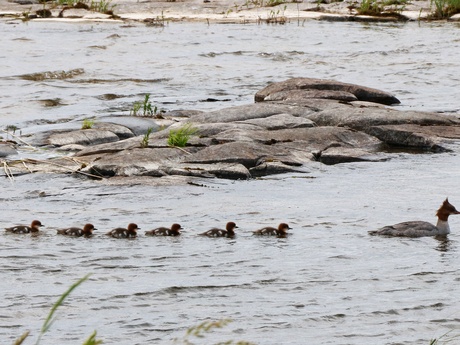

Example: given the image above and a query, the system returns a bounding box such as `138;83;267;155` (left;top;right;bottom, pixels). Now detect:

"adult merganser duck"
145;223;182;236
107;223;139;238
57;224;96;237
253;223;292;237
5;220;44;234
199;222;238;238
369;198;460;237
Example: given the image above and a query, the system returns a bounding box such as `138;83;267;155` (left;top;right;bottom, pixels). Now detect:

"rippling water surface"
1;19;460;345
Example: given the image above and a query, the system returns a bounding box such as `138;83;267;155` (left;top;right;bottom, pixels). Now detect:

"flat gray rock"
236;113;316;130
0;142;17;157
367;124;460;151
48;129;120;147
255;77;400;105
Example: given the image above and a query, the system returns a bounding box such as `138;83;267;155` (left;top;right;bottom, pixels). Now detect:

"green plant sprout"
175;319;256;345
167;123;198;147
131;94;156;116
81;119;95;129
141;127;154;148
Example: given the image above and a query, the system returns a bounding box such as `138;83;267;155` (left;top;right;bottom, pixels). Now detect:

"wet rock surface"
3;77;460;181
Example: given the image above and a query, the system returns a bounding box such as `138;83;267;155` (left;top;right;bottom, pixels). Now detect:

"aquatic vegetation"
140;127;154;148
429;0;460;18
357;0;384;15
131;94;157;116
429;331;459;344
167;123;198;147
52;0;116;13
263;6;288;24
89;0;116;14
5;125;18;135
175;319;256;345
81;118;95;130
13;274;101;345
356;0;408;15
19;69;85;82
230;0;300;13
145;11;168;26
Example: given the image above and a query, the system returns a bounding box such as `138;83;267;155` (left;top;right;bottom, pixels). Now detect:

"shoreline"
1;0;460;24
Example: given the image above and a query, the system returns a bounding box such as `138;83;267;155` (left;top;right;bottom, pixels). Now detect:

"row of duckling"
4;220;292;238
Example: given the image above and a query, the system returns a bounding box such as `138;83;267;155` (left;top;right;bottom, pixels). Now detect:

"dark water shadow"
434;235;454;252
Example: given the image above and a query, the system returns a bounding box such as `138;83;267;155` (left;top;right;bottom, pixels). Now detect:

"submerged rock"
18;68;85;81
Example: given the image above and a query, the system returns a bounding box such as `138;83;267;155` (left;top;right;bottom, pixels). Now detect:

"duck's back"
370;221;438;237
253;227;278;236
201;228;229;237
5;225;32;234
57;227;83;236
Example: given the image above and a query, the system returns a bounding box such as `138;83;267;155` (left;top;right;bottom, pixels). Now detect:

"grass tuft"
81;119;95;130
167;123;198;147
131;94;158;116
429;0;460;17
141;127;154;148
82;331;103;345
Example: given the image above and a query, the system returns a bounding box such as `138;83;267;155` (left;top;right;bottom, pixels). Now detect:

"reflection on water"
434;235;453;252
1;20;460;345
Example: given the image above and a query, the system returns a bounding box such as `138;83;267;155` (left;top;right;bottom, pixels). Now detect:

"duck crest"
436;198;460;221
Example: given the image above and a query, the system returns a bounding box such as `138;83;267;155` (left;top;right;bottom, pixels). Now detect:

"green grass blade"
35;274;91;345
82;330;103;345
13;331;30;345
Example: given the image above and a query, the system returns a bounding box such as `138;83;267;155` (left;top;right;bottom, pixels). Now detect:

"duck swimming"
369;198;460;237
199;222;238;238
253;223;291;237
107;223;139;238
145;223;182;236
5;220;44;234
57;224;96;237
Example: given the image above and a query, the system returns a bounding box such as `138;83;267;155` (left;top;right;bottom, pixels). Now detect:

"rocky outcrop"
367;124;460;152
4;77;460;181
254;77;401;105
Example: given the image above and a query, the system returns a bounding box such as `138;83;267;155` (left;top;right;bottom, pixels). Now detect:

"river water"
1;19;460;345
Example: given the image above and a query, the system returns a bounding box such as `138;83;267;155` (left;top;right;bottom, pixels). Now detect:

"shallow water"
1;19;460;345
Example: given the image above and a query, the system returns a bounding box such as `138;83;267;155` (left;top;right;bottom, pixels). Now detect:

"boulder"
149;122;262;139
306;103;460;130
75;136;142;157
163;163;251;180
183;141;304;169
249;161;307;177
81;147;188;177
47;129;120;147
98;116;160;136
0;142;17;157
263;89;358;103
212;127;382;152
236;113;316;130
188;103;319;123
316;146;387;165
367;124;460;151
93;122;134;139
255;77;400;105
